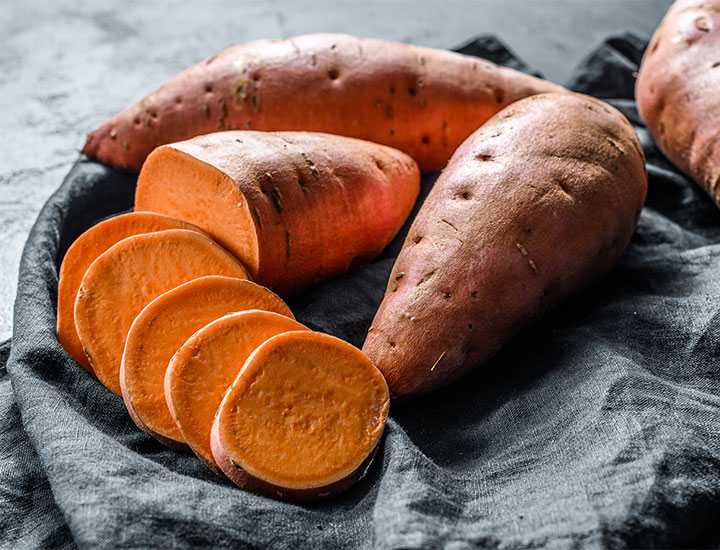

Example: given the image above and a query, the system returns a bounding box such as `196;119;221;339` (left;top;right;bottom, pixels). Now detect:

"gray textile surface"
3;35;720;549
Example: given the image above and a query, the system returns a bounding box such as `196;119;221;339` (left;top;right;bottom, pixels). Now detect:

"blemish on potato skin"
516;243;539;274
417;270;436;286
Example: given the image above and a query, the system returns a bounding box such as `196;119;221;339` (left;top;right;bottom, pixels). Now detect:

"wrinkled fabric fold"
3;35;720;549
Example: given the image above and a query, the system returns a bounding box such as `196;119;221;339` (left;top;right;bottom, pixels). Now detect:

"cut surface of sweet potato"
56;212;202;372
134;131;420;296
74;229;250;394
165;310;308;470
210;331;389;501
120;276;293;450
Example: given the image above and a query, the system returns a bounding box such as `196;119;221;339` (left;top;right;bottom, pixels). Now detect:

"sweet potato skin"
83;33;563;173
362;93;648;398
636;0;720;204
135;131;420;296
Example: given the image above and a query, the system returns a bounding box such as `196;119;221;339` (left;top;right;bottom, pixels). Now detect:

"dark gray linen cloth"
2;35;720;549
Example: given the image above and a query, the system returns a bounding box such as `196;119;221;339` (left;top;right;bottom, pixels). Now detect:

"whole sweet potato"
83;33;563;173
636;0;720;205
362;93;648;398
135;131;420;296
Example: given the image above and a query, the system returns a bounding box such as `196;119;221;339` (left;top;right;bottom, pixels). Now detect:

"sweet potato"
120;277;293;450
83;33;564;173
211;331;389;501
74;229;250;394
165;310;308;470
57;212;203;373
636;0;720;205
362;92;648;398
134;131;420;296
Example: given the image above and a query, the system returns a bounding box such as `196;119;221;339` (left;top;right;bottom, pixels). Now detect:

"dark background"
0;0;671;340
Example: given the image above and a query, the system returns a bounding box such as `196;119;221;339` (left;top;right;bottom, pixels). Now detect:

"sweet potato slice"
57;212;202;372
135;131;420;296
83;33;564;173
165;310;308;469
75;229;250;394
120;277;293;450
210;331;389;501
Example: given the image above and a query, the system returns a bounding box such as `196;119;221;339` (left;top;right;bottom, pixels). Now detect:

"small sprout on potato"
430;351;446;372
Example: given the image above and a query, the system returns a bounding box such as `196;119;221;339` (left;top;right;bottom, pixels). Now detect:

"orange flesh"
74;229;250;394
120;276;293;448
214;331;389;489
165;310;308;471
134;148;260;279
56;212;202;372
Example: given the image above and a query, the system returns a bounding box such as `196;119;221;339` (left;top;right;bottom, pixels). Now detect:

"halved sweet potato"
135;131;420;296
56;212;202;372
74;229;250;394
211;331;389;502
165;310;308;470
120;277;293;450
83;33;564;173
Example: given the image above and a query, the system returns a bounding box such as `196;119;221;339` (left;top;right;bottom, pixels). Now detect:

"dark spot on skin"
477;154;493;162
713;61;720;68
422;135;430;145
150;111;158;119
526;228;532;235
495;89;504;104
468;323;473;331
175;97;182;104
270;187;283;213
133;117;140;125
443;292;451;299
390;129;395;136
413;235;422;244
386;105;393;119
395;272;404;280
327;68;339;80
659;121;665;135
389;342;396;348
390;87;395;95
461;191;470;200
375;158;385;171
471;291;478;298
252;73;261;81
409;87;418;96
205;84;213;93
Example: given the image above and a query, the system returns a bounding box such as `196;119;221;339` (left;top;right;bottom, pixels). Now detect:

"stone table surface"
0;0;672;342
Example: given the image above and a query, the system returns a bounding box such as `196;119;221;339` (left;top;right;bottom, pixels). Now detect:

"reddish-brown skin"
363;93;648;399
83;33;564;174
636;0;720;203
135;131;420;296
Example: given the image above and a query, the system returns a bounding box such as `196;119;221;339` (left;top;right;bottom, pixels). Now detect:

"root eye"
328;69;340;80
